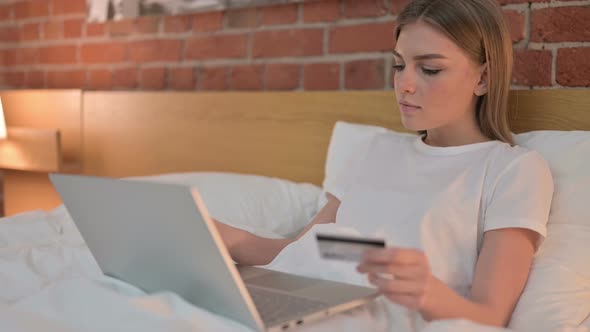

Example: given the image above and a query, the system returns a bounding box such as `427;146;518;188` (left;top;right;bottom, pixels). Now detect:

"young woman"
214;0;554;329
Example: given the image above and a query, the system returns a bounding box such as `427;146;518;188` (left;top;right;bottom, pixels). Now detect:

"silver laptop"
50;174;378;331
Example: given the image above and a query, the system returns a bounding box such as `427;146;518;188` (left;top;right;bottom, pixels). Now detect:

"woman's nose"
394;69;416;94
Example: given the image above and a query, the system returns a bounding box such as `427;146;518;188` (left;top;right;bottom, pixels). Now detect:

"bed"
0;89;589;332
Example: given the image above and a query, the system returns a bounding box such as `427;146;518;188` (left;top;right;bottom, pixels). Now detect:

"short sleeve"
483;151;554;246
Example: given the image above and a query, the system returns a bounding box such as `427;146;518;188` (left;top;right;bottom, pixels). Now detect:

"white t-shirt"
327;131;554;329
267;131;554;331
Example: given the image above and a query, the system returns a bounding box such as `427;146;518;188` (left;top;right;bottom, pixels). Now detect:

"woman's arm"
357;227;538;327
421;228;538;326
213;221;293;266
213;193;341;266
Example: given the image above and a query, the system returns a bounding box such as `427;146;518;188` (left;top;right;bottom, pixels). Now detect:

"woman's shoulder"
492;141;546;163
488;141;552;180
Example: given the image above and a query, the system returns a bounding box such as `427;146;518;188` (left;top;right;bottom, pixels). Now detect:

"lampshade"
0;97;6;140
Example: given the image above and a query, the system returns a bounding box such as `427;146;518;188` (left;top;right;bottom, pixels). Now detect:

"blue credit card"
316;233;385;262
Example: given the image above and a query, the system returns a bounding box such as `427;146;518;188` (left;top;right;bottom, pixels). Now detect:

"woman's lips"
399;103;421;114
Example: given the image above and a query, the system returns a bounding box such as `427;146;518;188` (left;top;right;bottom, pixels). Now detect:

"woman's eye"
392;64;405;71
422;68;441;76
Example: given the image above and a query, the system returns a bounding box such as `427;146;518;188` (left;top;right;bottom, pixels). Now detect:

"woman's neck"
424;125;490;147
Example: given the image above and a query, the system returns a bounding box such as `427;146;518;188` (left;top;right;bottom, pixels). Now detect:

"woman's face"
393;20;485;132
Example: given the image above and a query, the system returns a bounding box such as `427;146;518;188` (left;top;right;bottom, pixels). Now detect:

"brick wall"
0;0;589;91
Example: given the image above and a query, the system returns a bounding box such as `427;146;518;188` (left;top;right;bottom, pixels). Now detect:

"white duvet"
0;207;541;332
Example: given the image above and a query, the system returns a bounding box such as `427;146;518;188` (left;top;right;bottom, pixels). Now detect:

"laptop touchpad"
246;273;314;292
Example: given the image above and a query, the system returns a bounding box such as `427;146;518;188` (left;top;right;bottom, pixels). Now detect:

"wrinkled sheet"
0;207;517;332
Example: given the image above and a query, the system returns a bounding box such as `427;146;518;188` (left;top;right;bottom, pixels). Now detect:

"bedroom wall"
0;0;589;91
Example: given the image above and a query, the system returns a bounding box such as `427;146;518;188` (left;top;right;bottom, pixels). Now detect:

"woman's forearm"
213;194;339;266
420;276;506;327
213;219;294;266
229;235;293;266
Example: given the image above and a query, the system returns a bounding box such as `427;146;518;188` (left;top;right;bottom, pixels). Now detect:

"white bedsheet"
0;207;517;332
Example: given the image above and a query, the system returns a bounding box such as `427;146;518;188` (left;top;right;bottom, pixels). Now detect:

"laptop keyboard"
247;287;328;326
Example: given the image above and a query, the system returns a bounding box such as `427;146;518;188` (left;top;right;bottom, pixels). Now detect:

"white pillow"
129;172;321;239
510;131;590;331
318;121;406;209
322;122;590;331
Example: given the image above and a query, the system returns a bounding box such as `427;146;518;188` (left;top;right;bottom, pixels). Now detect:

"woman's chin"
400;118;426;132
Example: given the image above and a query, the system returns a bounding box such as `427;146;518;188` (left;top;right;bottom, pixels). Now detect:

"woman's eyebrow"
392;50;448;61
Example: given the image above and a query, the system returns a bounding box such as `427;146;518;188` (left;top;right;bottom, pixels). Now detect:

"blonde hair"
396;0;514;145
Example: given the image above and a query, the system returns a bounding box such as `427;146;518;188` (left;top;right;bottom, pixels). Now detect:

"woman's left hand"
356;248;435;311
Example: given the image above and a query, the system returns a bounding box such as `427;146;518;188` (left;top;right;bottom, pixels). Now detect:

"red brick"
185;34;248;60
253;29;323;58
531;7;590;42
140;67;166;90
113;67;137;89
135;16;159;34
266;63;300;90
14;1;49;19
260;4;298;26
303;0;339;23
0;27;18;43
40;45;77;64
504;10;525;43
3;49;16;66
108;19;134;37
227;8;260;28
5;71;25;87
87;69;112;90
391;0;411;15
130;39;182;63
64;19;83;38
81;42;127;64
86;23;105;37
330;22;396;54
557;48;590;87
47;70;86;88
107;16;160;37
198;66;227;91
512;50;552;86
25;70;44;88
169;67;196;90
43;21;62;40
231;65;264;90
52;0;86;15
20;23;40;41
497;0;548;4
193;11;223;32
15;47;39;66
164;15;193;33
343;0;387;18
3;48;38;66
345;59;385;90
0;4;13;20
304;63;340;90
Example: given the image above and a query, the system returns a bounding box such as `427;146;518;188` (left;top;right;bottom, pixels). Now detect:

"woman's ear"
474;63;488;96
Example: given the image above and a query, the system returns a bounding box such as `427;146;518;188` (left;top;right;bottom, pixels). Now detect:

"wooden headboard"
2;89;589;215
81;91;404;185
82;90;590;185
